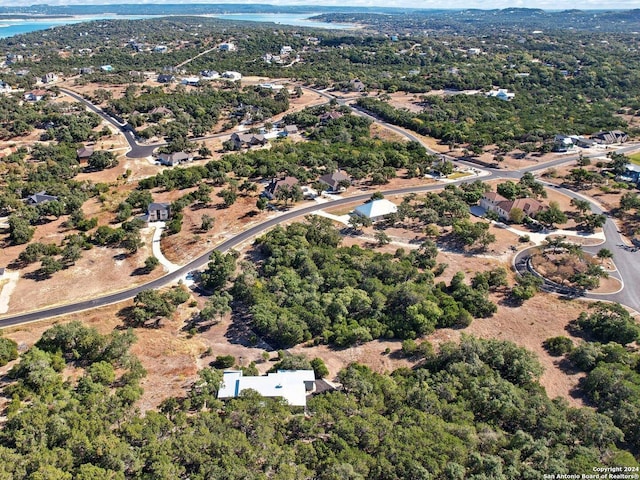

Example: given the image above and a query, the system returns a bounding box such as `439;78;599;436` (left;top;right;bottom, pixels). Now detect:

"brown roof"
495;197;544;216
266;176;298;194
77;146;94;158
319;170;350;189
510;197;544;215
483;192;508;202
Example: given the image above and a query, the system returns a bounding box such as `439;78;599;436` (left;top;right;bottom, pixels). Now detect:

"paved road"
0;181;490;327
513;181;640;311
60;88;234;159
6;87;638;326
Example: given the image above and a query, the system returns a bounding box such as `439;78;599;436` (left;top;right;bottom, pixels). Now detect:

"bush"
0;336;19;366
212;355;235;369
543;336;574;356
575;303;640;345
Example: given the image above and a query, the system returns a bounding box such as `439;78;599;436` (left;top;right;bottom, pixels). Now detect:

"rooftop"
218;370;315;407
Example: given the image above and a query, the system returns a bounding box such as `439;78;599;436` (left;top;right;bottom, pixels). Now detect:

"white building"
181;76;200;86
353;199;398;220
487;88;515;101
221;71;242;81
219;42;236;52
218;370;316;407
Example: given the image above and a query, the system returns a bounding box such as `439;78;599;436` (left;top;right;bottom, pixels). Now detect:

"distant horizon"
2;2;639;11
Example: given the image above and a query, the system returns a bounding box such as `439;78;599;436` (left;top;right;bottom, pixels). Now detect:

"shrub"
543;336;574;356
212;355;235;369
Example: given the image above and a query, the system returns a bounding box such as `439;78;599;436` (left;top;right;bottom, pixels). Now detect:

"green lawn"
447;171;473;180
629;152;640;165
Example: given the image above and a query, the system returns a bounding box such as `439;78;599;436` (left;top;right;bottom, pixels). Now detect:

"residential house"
487;88;515;101
280;45;293;56
263;176;299;200
318;170;351;192
221;71;242;81
149;106;173;116
553;135;576;152
319;111;344;124
100;65;113;72
349;79;366;92
219;42;236;52
156;151;193;167
147;202;171;222
230;132;267;150
181;76;200;86
278;125;299;137
619;164;640;185
6;53;24;64
218;370;316;407
480;192;544;220
23;89;48;102
258;83;284;91
200;70;220;79
76;146;94;164
353;199;398;220
0;81;12;93
26;191;58;205
154;45;168;53
41;72;58;84
468;47;482;55
591;130;628;145
79;67;94;75
157;74;175;83
575;137;596;148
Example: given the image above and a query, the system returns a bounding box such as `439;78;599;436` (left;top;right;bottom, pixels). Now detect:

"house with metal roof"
353;198;398;220
218;370;316;407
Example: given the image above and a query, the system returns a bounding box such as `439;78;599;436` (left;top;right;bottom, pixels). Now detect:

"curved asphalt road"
0;181;491;327
4;87;638;326
60;88;234;159
513;181;640;310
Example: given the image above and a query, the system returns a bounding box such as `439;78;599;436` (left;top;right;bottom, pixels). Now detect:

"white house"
218;370;316;407
219;42;236;52
487;88;515;101
221;71;242;81
353;199;398;220
200;70;220;79
181;76;200;86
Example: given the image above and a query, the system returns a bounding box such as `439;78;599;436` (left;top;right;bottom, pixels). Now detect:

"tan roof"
483;192;508;202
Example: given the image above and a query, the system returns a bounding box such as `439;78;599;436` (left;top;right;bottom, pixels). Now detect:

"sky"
6;0;639;9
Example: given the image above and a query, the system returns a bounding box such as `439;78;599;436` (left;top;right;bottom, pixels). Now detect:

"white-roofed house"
353;198;398;221
217;370;316;407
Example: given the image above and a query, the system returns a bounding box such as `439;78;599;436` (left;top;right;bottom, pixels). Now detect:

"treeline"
109;84;290;139
0;94;104;141
357;94;625;149
545;302;640;452
0;323;637;478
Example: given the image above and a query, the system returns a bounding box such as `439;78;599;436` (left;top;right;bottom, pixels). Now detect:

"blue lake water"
0;13;355;39
0;15;153;39
205;13;356;30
